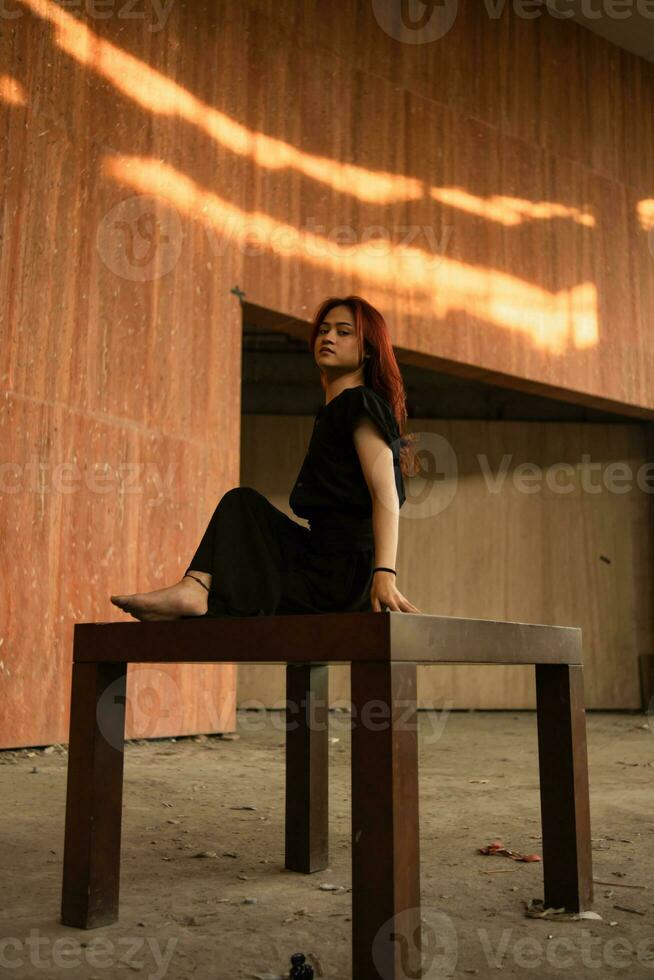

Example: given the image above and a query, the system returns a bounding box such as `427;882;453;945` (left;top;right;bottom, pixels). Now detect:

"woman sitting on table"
111;294;421;620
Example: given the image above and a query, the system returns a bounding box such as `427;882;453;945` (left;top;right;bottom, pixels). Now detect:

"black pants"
184;487;375;617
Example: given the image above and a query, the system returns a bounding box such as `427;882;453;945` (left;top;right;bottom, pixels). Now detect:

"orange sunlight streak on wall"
0;74;26;106
430;187;595;228
19;0;422;205
21;0;599;235
637;199;654;231
103;154;599;354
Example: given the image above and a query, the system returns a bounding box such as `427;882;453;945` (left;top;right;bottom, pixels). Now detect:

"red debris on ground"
478;839;541;862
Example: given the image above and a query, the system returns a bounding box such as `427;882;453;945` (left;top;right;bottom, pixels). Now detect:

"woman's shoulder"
336;385;400;442
351;384;396;416
339;385;392;409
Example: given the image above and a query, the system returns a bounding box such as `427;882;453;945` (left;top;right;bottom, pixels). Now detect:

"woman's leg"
197;487;309;617
183;509;218;579
111;487;308;621
110;571;210;621
110;495;226;620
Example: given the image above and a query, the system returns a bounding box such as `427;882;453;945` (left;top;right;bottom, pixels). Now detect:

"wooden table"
60;611;593;980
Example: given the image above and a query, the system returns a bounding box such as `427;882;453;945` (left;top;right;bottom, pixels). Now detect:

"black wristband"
373;566;396;575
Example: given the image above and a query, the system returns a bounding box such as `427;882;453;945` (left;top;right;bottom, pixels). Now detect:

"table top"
72;611;583;665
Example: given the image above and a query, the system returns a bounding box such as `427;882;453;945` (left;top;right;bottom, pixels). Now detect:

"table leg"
61;660;127;928
285;663;328;873
351;661;421;980
535;663;593;912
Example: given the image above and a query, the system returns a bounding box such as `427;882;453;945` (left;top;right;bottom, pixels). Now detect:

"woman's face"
314;304;363;376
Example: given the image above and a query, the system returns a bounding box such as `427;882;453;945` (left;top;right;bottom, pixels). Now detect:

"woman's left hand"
370;571;421;613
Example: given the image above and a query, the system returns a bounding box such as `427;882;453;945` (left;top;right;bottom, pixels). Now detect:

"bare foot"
110;576;209;621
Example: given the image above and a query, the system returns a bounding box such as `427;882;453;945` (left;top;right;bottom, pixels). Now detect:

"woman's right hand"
371;572;421;613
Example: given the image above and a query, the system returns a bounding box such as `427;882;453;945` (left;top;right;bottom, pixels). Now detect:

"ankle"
183;572;211;592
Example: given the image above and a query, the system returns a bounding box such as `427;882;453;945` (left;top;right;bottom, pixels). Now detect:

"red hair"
308;295;419;478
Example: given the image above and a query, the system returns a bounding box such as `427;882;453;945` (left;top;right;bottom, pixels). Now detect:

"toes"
111;595;136;614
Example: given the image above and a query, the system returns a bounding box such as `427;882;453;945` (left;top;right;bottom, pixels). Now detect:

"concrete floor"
2;709;654;979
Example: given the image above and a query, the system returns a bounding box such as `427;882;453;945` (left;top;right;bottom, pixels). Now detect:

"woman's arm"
352;416;399;565
352;417;421;613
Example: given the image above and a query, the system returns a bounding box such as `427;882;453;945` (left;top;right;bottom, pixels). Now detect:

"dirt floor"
2;709;654;980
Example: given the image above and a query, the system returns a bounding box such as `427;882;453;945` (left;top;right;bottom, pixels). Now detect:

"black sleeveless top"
288;386;406;525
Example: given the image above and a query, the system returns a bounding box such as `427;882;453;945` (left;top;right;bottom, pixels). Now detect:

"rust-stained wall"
1;0;653;745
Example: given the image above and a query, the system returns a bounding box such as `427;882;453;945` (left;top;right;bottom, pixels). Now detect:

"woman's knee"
222;486;260;502
218;486;265;512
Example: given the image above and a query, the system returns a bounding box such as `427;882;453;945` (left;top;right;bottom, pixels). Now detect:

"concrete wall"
238;414;654;710
2;0;653;744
